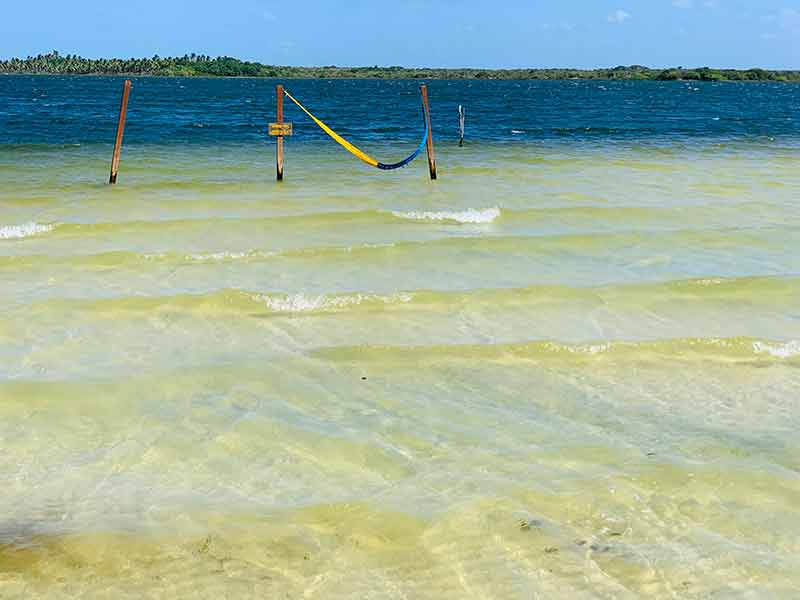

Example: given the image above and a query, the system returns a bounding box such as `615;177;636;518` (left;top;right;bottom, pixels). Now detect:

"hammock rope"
283;90;428;171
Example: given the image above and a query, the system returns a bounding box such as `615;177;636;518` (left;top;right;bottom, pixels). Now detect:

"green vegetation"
2;52;799;81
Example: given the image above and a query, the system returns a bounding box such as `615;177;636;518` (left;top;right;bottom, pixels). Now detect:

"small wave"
255;292;413;313
753;340;800;359
0;222;55;240
20;278;800;324
29;289;415;317
391;207;500;224
313;337;800;364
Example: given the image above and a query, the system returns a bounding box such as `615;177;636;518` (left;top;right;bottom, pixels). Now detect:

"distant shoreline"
2;53;799;82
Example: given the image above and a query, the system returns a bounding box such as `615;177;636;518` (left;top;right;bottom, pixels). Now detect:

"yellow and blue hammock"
283;89;428;171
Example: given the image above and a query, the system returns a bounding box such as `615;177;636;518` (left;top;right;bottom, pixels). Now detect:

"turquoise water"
1;76;800;598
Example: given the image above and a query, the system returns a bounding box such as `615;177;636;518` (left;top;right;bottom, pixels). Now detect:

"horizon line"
1;52;798;73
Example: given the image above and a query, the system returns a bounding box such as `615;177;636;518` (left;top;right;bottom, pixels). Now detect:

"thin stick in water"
458;104;465;147
109;80;131;185
420;85;437;180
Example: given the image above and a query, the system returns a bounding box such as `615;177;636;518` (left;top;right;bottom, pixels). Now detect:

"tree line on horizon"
1;52;798;82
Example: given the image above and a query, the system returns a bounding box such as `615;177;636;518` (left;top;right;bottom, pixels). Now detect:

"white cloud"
672;0;693;8
782;8;800;19
760;8;800;37
607;9;632;23
782;8;800;34
262;10;277;21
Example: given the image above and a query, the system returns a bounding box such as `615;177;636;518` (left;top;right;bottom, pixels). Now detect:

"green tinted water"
2;139;800;598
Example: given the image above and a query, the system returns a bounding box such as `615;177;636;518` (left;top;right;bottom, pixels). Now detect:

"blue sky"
1;1;798;68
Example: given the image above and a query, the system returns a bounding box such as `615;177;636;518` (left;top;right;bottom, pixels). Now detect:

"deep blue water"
0;75;799;146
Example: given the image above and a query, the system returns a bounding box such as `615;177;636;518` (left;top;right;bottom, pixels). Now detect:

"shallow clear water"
1;76;800;598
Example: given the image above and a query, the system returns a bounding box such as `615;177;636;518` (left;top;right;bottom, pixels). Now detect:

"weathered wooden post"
275;85;285;181
269;86;293;181
109;79;131;184
458;105;465;147
420;85;437;180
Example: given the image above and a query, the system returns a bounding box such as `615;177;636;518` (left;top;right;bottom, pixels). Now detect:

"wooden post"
458;105;465;147
276;84;284;181
420;85;437;180
109;79;131;184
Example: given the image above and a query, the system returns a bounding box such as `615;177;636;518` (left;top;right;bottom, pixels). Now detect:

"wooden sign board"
269;123;293;136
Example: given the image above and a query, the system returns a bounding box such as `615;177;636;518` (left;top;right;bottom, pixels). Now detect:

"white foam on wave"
753;340;800;359
257;292;412;313
0;222;55;240
544;342;613;355
392;207;500;224
687;278;724;287
185;250;275;263
338;243;396;254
